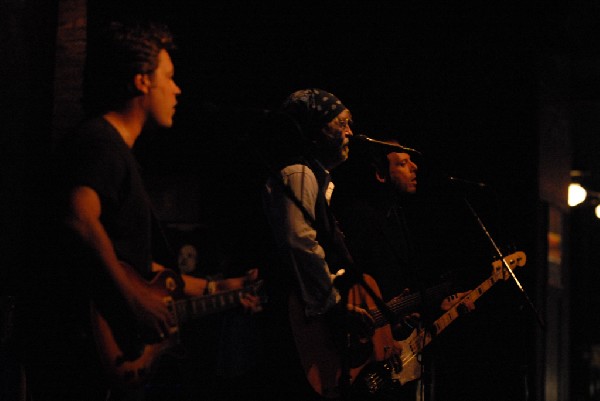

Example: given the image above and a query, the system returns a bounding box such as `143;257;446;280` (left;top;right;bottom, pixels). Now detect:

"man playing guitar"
21;20;259;401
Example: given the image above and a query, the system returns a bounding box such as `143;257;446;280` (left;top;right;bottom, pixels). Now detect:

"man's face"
178;244;198;274
147;49;181;128
380;150;418;194
317;108;354;169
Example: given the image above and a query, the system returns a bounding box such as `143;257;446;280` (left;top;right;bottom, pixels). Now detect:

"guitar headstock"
491;251;526;280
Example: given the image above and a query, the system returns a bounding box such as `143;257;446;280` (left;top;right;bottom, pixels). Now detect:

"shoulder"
265;163;319;201
59;117;120;151
75;117;121;144
280;163;313;174
278;163;317;183
332;191;392;229
334;194;376;218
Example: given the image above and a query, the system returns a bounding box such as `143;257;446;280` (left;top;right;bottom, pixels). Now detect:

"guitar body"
288;294;341;399
91;264;263;389
346;274;404;399
395;326;427;386
90;267;184;388
289;274;400;398
290;252;527;399
359;251;527;391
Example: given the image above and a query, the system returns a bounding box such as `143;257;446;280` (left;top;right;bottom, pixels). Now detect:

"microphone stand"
462;197;545;330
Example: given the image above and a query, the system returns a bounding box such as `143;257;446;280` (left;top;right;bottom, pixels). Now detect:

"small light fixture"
568;183;587;207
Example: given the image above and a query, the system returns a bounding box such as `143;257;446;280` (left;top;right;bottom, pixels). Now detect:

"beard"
317;140;349;169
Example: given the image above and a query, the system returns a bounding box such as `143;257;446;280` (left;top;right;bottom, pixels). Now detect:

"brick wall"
52;0;86;140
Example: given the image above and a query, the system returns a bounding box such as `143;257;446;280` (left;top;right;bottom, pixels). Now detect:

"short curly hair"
82;20;175;115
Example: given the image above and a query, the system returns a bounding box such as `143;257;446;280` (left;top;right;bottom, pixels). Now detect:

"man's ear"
375;169;387;184
134;73;151;94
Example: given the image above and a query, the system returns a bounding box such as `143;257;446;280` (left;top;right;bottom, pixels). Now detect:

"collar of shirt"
310;158;335;204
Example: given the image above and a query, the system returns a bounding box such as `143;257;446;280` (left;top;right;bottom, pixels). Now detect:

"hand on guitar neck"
197;268;262;314
153;263;262;315
92;264;265;388
350;251;527;398
368;285;475;341
440;291;476;313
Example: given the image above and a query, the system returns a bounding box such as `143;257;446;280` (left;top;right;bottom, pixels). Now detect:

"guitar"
353;251;527;397
90;265;262;389
289;276;458;398
366;281;454;338
288;273;400;399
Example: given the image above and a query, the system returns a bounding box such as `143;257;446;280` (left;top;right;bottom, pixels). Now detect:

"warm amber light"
568;183;587;207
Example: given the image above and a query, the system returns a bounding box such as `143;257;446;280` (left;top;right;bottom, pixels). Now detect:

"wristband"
205;280;217;295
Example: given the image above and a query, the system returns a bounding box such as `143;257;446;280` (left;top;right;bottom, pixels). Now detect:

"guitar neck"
394;252;525;385
431;273;498;336
408;272;500;353
430;250;526;338
173;285;256;324
369;282;454;328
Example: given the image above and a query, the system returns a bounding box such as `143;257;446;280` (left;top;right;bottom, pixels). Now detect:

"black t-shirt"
27;116;157;329
54;117;154;277
333;193;419;302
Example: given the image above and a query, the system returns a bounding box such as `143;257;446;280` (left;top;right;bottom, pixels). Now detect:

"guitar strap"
269;161;354;271
270;166;317;226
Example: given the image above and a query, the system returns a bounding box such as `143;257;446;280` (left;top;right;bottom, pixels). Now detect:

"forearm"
181;273;254;297
180;275;208;297
66;186;172;336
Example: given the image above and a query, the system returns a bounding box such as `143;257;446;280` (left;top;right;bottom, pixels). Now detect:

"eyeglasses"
336;117;353;130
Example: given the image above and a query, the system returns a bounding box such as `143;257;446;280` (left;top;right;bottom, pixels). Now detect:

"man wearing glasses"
259;88;387;401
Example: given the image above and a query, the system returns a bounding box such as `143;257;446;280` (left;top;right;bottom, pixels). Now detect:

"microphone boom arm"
352;134;422;156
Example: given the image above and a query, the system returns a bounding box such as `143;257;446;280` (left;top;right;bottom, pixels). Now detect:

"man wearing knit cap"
259;89;391;400
264;88;354;316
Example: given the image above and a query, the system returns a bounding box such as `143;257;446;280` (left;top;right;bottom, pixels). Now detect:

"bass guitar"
354;251;527;397
90;264;262;389
364;280;454;338
290;274;457;398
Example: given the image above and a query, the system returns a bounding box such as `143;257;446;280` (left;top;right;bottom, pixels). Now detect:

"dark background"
4;1;600;400
110;3;553;401
96;0;548;255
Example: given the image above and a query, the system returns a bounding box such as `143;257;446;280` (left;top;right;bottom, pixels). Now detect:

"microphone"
352;134;422;156
447;176;488;188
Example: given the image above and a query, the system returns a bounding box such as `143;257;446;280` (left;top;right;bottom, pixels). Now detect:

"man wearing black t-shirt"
21;20;257;401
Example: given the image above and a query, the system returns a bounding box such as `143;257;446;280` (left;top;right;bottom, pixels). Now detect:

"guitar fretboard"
172;282;261;324
401;251;525;365
369;282;454;328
